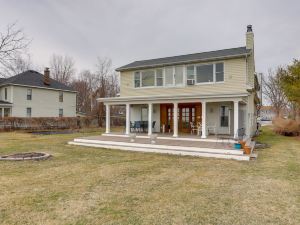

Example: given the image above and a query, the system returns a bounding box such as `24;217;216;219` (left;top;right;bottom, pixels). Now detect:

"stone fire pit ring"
0;152;51;161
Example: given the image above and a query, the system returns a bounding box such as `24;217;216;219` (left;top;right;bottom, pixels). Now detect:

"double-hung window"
59;108;63;117
4;88;7;100
134;72;141;88
27;89;32;100
59;91;63;102
156;69;163;86
187;65;195;80
26;108;32;117
216;63;224;82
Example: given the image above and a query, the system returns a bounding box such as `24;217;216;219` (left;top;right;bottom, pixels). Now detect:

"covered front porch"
104;95;248;140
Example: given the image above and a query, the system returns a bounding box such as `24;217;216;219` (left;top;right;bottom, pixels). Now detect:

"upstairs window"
26;108;31;117
59;108;63;117
59;91;63;102
27;89;32;100
141;70;155;87
174;66;184;86
216;63;224;82
165;67;174;86
4;88;7;100
156;69;163;86
196;64;214;83
134;72;140;88
188;62;224;84
187;65;195;80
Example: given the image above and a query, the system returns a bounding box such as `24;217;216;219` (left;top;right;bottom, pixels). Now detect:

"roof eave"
0;83;77;93
116;52;251;72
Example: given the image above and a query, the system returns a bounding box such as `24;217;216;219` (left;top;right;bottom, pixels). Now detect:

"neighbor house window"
141;70;155;87
59;108;63;117
59;91;63;102
26;108;31;117
220;106;229;127
196;64;214;83
156;69;163;86
134;72;140;87
4;88;7;100
27;89;32;100
216;63;224;82
4;108;10;117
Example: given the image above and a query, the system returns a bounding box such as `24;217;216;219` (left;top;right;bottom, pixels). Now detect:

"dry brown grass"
273;117;300;135
0;127;299;225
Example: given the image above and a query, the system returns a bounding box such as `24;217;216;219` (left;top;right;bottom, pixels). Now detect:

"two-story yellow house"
98;25;260;139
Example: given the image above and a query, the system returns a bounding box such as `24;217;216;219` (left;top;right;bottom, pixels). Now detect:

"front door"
161;104;198;133
179;106;196;133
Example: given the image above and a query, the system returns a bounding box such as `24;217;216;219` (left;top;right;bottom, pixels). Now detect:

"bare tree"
262;68;288;116
71;70;94;114
0;22;31;77
50;54;75;84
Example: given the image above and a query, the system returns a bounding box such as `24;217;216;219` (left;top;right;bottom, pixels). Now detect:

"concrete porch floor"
68;133;252;161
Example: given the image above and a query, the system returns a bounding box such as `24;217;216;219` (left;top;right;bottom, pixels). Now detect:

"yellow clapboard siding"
120;58;247;97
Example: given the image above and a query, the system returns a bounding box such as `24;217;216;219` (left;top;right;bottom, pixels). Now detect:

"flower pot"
239;140;246;149
244;146;251;155
234;143;242;149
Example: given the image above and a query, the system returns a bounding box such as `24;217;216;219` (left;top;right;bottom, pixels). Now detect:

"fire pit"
0;152;51;161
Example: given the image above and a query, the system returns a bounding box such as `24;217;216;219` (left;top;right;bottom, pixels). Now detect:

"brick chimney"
44;67;50;85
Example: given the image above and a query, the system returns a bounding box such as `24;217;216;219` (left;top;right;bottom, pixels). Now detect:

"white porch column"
105;104;110;134
148;103;153;135
201;101;207;138
173;102;178;137
125;103;131;135
234;100;239;138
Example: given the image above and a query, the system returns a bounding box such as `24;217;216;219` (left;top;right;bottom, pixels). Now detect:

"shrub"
273;117;300;136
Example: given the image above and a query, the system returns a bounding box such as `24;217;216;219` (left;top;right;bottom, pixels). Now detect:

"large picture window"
196;64;214;83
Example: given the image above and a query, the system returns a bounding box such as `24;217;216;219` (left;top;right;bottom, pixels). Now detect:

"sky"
0;0;299;76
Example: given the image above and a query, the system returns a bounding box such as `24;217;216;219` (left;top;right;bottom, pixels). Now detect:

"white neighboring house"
0;69;77;118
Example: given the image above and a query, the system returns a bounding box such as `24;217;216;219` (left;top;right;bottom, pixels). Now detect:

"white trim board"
102;133;236;143
68;140;250;161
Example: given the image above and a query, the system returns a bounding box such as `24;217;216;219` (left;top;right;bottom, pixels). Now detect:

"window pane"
216;63;224;82
187;65;195;79
220;106;229;127
134;72;140;87
165;67;173;86
141;70;155;87
156;69;163;86
175;66;183;85
216;63;223;72
196;64;213;83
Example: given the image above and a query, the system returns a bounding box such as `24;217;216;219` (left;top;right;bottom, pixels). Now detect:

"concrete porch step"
68;139;251;161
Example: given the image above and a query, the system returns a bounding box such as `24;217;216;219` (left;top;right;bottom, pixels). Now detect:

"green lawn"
0;127;299;225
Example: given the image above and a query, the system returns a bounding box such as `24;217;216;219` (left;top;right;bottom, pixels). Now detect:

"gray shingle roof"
0;70;75;92
116;46;251;71
0;100;12;105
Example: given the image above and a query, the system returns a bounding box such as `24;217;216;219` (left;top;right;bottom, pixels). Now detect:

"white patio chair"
190;122;198;134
